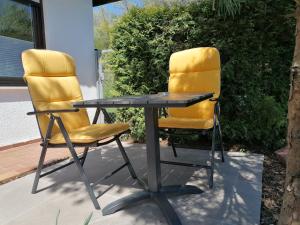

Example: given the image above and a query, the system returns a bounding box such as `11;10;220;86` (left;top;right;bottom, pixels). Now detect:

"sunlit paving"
0;143;263;225
0;0;298;225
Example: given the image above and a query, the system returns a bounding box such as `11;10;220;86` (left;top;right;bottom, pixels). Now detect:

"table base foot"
160;185;203;195
153;193;182;225
102;185;203;225
102;191;150;215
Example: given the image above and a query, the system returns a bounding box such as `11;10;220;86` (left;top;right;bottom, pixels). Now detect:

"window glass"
0;0;34;78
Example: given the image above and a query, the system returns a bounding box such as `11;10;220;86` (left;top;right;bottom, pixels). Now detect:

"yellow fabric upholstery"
24;75;90;137
159;117;214;130
22;49;129;144
159;47;220;130
22;49;76;77
49;123;129;144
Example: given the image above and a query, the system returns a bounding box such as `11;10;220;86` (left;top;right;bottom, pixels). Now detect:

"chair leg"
209;126;216;189
32;117;55;194
55;117;100;209
32;145;48;194
68;144;100;209
80;146;89;166
170;140;178;158
69;145;100;209
115;138;137;179
217;123;225;163
169;134;178;158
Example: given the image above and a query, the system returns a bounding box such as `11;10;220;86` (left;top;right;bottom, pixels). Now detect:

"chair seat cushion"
159;117;213;130
49;123;129;144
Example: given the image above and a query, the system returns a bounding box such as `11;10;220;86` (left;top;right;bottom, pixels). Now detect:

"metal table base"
74;94;213;224
102;185;203;225
102;107;203;225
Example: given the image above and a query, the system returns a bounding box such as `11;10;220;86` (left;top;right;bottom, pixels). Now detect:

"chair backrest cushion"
22;49;90;138
168;47;221;120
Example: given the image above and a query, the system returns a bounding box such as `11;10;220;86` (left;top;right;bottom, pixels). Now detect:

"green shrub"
108;0;294;149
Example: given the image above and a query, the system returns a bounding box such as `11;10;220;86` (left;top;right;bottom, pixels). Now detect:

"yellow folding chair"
22;49;137;209
159;47;225;188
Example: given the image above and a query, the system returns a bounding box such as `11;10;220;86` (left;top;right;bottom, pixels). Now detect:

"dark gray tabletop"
73;92;213;108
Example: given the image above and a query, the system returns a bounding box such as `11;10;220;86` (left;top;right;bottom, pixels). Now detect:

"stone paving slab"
0;143;264;225
0;141;84;184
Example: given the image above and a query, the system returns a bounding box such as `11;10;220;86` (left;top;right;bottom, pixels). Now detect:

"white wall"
0;88;40;146
42;0;98;115
0;0;41;147
0;0;97;147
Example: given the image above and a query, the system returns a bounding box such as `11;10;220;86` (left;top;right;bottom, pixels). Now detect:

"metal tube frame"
101;107;204;225
30;107;138;209
159;100;225;188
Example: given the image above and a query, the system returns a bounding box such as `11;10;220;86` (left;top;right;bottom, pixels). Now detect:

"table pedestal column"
144;107;161;192
102;107;203;225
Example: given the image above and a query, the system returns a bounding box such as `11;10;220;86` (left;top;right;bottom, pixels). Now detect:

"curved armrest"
209;98;219;102
27;108;79;116
210;98;221;118
159;107;168;117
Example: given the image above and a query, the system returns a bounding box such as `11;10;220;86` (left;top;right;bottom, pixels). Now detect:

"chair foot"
221;155;225;163
209;122;217;189
80;146;89;166
170;139;178;158
208;167;214;189
32;144;48;194
217;124;225;163
209;181;213;189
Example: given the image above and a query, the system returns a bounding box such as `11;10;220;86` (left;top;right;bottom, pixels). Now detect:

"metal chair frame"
159;98;225;188
28;107;138;209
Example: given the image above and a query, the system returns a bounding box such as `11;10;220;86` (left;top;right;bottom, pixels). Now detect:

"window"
0;0;45;86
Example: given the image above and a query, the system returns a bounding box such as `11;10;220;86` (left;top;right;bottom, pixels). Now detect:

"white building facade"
0;0;102;147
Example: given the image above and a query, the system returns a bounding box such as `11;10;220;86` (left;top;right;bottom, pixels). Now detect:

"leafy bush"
0;4;33;41
108;0;295;149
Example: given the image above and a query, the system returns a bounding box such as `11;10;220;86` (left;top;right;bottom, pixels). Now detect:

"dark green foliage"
0;4;32;41
108;0;295;149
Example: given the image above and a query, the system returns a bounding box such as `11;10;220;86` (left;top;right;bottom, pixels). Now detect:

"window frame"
0;0;45;86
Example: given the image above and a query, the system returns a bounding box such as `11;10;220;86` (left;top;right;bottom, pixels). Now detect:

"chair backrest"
22;49;90;139
168;47;221;120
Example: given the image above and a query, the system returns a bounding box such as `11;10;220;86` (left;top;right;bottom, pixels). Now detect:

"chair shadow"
36;143;263;225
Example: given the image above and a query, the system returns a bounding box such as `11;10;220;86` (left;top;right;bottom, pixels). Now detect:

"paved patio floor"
0;141;84;183
0;143;263;225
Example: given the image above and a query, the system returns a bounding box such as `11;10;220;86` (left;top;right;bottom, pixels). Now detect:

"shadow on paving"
30;142;263;225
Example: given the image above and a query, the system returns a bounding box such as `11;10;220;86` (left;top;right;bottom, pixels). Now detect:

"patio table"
73;92;213;225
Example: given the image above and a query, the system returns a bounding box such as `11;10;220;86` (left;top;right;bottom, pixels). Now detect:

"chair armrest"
101;108;114;123
209;98;219;102
159;107;168;117
27;108;79;116
210;98;221;118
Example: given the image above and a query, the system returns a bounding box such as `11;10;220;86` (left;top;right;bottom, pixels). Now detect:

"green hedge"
108;0;295;150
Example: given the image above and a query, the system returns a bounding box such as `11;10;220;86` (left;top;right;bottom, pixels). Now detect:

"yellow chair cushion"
22;49;90;138
49;123;129;144
167;47;220;122
25;75;90;137
169;48;220;74
22;49;130;144
159;117;214;130
22;49;76;77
